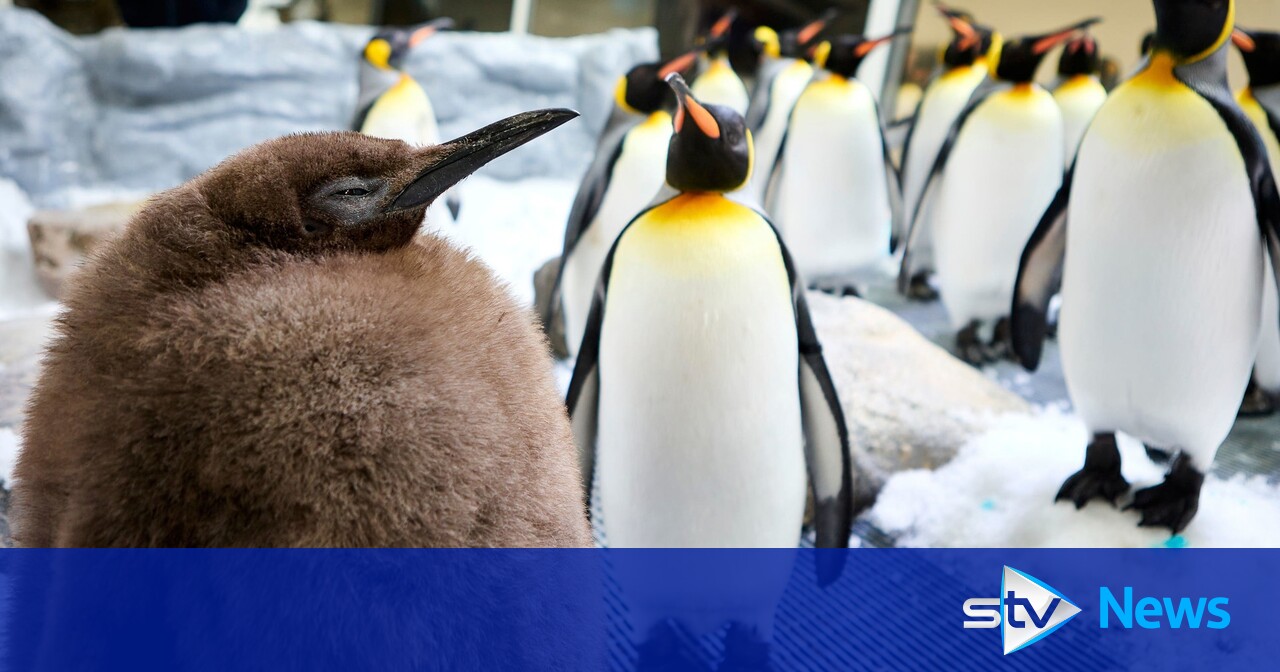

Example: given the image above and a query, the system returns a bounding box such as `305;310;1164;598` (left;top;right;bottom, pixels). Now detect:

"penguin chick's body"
356;20;459;227
13;113;592;548
1013;2;1280;533
1053;34;1108;165
901;19;1096;364
568;74;853;646
767;34;901;286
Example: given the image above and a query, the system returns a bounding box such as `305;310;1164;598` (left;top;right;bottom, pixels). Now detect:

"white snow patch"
0;179;54;322
870;408;1280;548
445;175;577;307
0;427;18;486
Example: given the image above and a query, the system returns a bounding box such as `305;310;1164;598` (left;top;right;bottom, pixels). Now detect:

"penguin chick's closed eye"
12;118;593;548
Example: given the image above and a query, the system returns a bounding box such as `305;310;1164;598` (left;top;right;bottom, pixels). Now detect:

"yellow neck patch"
1187;0;1235;64
614;76;640;115
364;39;392;70
1133;52;1181;90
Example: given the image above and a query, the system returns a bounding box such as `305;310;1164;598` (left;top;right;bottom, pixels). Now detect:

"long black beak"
388;108;578;212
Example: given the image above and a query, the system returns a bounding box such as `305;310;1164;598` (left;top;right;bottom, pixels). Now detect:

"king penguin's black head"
1152;0;1234;63
817;32;905;79
1234;28;1280;88
1058;34;1101;77
199;109;576;255
616;51;699;116
995;18;1101;83
364;17;454;71
663;73;751;193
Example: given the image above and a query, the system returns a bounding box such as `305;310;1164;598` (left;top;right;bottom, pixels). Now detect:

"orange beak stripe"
1033;29;1077;55
659;51;699;79
409;26;437;47
855;36;893;58
949;17;979;51
684;98;720;138
711;11;735;39
1233;29;1257;53
798;18;828;45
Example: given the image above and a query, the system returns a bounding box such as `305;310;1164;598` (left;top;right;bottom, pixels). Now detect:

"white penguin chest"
748;60;813;195
361;76;440;145
560;112;671;354
902;65;987;213
595;194;807;548
1060;69;1263;460
773;76;892;275
933;85;1064;325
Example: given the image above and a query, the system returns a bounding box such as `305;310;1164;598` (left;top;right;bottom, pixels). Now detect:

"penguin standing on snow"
1053;33;1108;165
897;3;999;301
12;110;591;548
1233;27;1280;417
691;10;751;115
1012;0;1280;533
355;19;461;227
546;51;699;358
741;11;835;204
766;32;905;295
900;18;1099;365
567;74;853;665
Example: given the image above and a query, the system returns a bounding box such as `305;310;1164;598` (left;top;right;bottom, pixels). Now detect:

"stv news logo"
962;566;1081;655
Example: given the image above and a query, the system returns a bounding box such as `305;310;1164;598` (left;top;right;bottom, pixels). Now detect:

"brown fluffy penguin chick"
12;109;593;548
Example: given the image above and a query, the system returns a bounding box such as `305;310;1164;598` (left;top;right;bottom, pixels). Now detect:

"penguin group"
9;0;1280;603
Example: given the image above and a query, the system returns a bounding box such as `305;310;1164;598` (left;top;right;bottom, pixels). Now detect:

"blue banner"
1;549;1270;670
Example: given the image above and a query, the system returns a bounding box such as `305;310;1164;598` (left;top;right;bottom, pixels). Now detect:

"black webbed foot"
1056;433;1130;508
955;321;989;366
1238;378;1276;418
984;317;1013;362
906;272;938;302
1126;453;1204;534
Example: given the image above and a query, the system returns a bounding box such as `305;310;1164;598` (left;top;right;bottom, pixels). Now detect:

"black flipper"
564;242;613;510
878;106;905;254
745;60;781;132
1010;165;1073;371
897;83;1002;294
763;218;854;584
892;95;925;252
1177;51;1280;333
540;115;639;331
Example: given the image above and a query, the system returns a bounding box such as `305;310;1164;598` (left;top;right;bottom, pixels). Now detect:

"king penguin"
1233;27;1280;417
355;19;461;228
1053;33;1108;165
897;3;1000;301
1011;0;1280;532
690;10;751;115
740;11;835;205
12;110;591;548
765;32;905;295
547;51;698;358
566;73;854;663
900;18;1099;365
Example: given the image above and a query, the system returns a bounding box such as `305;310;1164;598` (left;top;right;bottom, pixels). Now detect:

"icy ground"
2;174;1280;547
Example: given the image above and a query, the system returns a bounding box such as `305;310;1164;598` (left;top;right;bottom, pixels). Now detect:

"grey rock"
0;7;657;206
27;201;141;298
806;292;1032;510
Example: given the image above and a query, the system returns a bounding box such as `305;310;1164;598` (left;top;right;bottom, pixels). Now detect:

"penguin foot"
717;623;773;672
984;317;1013;362
1126;453;1204;534
635;621;705;672
811;282;861;299
1144;445;1172;465
955;322;989;366
905;273;938;302
1238;379;1276;418
1056;433;1129;508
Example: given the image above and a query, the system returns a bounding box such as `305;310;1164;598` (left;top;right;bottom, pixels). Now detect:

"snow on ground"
0;428;16;486
869;407;1280;548
0;179;51;322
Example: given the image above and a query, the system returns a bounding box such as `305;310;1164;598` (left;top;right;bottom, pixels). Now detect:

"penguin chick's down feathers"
13;127;592;548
